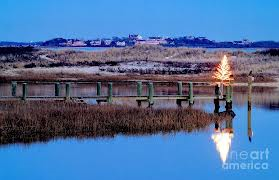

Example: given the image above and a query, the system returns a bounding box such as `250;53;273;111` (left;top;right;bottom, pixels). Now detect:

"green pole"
225;85;232;103
22;83;27;101
148;82;154;107
107;82;113;103
55;83;60;97
137;81;143;107
177;81;183;95
229;84;233;102
11;81;17;97
137;81;142;97
188;82;194;105
225;85;232;111
177;81;183;106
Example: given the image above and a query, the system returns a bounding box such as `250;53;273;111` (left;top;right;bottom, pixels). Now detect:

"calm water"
205;48;267;53
43;47;267;53
43;47;110;52
0;82;278;180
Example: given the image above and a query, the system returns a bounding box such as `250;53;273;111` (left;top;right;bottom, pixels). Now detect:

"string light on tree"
213;55;234;97
213;55;234;85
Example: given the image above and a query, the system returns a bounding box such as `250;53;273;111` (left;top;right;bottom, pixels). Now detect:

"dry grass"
1;45;279;82
0;101;224;145
0;70;274;83
45;45;208;63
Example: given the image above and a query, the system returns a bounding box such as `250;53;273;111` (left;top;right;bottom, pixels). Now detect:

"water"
205;48;267;53
42;47;111;52
42;47;267;53
0;83;278;180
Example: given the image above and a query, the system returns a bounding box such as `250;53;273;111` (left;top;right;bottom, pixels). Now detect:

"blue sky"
0;0;279;42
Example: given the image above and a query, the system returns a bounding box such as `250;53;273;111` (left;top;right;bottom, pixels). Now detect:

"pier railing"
0;81;233;109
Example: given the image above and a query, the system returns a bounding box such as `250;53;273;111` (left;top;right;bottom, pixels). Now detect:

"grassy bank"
0;70;275;83
0;101;223;145
1;45;278;82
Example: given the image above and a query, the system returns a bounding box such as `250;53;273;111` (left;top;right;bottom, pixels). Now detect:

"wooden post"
65;83;71;100
107;82;113;103
226;85;233;102
55;83;60;97
97;82;101;96
148;82;154;107
177;81;183;107
137;81;142;97
137;81;142;107
248;75;253;142
214;84;220;114
96;82;102;105
188;82;194;106
177;81;183;95
11;81;17;97
22;83;27;101
225;85;232;111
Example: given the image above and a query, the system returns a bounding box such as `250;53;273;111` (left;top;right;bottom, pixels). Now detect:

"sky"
0;0;279;42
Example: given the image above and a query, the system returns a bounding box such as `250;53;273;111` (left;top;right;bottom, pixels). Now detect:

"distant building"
103;39;112;46
116;41;126;47
197;37;206;40
128;34;143;41
233;39;251;46
71;40;86;47
90;40;102;46
242;39;251;45
136;37;167;45
149;36;166;40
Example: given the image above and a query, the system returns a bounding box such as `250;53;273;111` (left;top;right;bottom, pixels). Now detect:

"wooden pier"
0;81;233;110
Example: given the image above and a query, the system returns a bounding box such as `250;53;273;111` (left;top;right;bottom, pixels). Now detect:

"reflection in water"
212;118;234;163
248;75;254;142
212;75;255;163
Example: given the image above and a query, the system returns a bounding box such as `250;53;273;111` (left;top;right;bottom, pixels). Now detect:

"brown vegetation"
0;45;278;82
0;70;274;83
0;101;224;145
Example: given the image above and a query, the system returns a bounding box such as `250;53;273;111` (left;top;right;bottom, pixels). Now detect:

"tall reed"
0;101;223;145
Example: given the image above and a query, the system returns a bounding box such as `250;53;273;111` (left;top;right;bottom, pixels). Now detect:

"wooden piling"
177;81;183;95
214;84;220;113
225;85;233;111
107;82;113;103
248;76;253;142
225;85;233;103
55;83;60;97
96;82;102;105
248;80;252;111
148;82;154;107
65;83;71;100
188;82;194;106
11;81;17;97
176;81;183;107
137;81;142;97
97;82;101;96
22;83;27;101
137;81;143;107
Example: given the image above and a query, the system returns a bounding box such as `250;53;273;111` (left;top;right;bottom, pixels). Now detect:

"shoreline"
0;68;277;85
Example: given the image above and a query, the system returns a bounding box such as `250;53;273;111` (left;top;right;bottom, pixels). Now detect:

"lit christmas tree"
213;55;234;85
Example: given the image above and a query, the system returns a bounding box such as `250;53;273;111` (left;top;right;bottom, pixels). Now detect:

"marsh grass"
0;101;223;145
1;45;277;82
